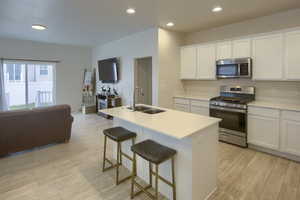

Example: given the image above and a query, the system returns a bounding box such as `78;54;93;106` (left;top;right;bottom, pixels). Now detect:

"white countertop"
100;105;221;139
173;95;213;101
248;101;300;112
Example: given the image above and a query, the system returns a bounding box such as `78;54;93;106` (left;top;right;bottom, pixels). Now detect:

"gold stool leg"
155;164;159;200
149;162;153;187
172;157;176;200
131;152;137;199
116;142;121;185
102;136;107;172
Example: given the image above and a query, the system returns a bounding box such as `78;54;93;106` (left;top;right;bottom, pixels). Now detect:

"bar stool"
130;139;177;200
102;126;137;185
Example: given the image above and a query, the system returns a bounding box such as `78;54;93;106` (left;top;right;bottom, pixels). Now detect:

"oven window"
210;109;246;133
217;65;238;76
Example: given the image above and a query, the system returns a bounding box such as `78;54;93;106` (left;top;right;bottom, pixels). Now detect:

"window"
3;61;56;110
40;65;48;75
6;63;22;81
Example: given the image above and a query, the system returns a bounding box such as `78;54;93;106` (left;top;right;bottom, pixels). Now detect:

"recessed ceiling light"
32;24;47;30
166;22;174;27
212;6;223;12
126;8;136;14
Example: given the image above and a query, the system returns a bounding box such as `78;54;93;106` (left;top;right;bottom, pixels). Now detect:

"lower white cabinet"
248;114;280;150
248;107;300;158
174;98;209;115
280;111;300;156
190;106;209;116
174;103;190;112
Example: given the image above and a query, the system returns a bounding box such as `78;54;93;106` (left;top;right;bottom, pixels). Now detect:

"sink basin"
127;105;151;111
142;109;165;114
127;106;166;114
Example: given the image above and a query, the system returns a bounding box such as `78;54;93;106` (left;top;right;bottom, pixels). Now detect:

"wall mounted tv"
98;58;119;83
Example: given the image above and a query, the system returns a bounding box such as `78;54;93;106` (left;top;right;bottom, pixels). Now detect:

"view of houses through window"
3;61;55;110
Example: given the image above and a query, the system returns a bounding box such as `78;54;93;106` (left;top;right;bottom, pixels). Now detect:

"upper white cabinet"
197;44;216;80
252;34;284;80
180;46;197;79
216;41;232;60
285;30;300;80
180;28;300;81
232;39;251;58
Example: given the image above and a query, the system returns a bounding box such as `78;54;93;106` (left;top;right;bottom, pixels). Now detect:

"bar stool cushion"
131;140;176;164
103;127;136;142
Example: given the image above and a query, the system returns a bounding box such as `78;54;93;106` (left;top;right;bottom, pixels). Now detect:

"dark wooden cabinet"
97;95;122;119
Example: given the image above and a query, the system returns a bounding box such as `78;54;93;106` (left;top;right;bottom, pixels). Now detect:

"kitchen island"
100;105;221;200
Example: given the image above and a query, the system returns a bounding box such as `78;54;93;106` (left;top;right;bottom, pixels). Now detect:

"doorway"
134;57;152;105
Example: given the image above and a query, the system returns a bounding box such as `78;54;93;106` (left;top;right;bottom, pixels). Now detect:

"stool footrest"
132;181;154;199
150;170;174;187
102;158;120;172
121;152;133;161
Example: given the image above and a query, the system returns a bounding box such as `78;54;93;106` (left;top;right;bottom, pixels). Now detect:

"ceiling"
1;0;300;47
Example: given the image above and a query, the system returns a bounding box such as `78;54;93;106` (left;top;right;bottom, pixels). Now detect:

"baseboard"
249;144;300;163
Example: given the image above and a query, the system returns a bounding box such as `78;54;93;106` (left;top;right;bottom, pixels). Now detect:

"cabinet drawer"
282;110;300;121
190;100;209;108
248;106;280;118
174;103;190;112
190;106;209;116
174;98;190;105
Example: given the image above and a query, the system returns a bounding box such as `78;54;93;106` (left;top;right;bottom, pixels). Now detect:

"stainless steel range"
209;86;255;147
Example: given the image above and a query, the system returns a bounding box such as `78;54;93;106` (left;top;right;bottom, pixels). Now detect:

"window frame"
3;60;56;108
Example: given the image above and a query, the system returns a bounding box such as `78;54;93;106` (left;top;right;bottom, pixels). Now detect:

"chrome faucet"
132;86;139;111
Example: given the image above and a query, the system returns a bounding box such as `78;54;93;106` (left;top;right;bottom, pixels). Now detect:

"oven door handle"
210;105;246;113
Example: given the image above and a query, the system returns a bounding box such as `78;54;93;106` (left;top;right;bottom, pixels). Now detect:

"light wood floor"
0;113;300;200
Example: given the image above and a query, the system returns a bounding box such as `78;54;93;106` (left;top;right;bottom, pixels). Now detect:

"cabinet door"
232;39;251;58
252;34;283;80
174;103;190;112
197;44;216;80
180;46;197;79
281;120;300;156
216;41;232;60
248;114;280;150
190;106;209;116
285;30;300;80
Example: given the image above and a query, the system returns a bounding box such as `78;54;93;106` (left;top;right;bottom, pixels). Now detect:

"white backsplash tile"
182;80;300;104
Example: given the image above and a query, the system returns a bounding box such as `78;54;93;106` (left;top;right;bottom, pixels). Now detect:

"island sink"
127;106;166;114
127;105;151;111
142;108;165;114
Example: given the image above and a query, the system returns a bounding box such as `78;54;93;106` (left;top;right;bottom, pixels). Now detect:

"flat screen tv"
98;58;119;83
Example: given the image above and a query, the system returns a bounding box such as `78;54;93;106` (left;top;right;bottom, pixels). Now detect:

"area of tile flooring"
0;113;300;200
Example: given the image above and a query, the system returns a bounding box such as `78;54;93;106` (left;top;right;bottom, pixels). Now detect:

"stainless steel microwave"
216;57;252;79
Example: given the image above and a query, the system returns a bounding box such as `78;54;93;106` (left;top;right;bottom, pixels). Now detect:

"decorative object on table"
82;69;96;114
113;88;119;96
96;94;122;119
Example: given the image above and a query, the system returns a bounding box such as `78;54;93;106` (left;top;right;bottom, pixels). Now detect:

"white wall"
0;37;92;111
92;28;159;106
92;28;185;109
181;8;300;105
158;29;185;108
